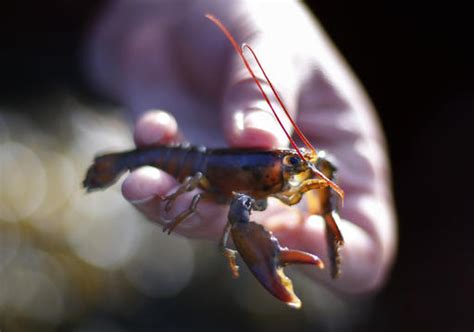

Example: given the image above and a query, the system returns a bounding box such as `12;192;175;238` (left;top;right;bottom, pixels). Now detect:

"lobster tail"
83;153;128;191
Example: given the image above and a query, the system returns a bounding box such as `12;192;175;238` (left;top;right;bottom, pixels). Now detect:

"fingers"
124;110;228;239
294;56;397;291
281;12;397;291
122;166;176;204
122;167;228;239
257;200;391;293
133;110;179;147
249;198;380;293
222;83;295;149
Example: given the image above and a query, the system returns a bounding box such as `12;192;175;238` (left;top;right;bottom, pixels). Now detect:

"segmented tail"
83;153;128;191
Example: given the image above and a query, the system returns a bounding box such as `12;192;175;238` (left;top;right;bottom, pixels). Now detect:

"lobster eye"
244;198;252;209
284;155;300;167
289;156;299;165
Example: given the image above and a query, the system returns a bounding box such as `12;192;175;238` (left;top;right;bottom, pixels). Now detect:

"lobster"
83;14;344;308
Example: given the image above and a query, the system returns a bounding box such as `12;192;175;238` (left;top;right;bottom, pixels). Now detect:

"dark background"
1;1;472;331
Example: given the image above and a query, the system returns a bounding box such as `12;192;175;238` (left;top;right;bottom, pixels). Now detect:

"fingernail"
122;166;164;203
135;110;176;146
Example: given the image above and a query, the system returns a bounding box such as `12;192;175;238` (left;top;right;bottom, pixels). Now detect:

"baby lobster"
83;14;345;308
83;145;343;306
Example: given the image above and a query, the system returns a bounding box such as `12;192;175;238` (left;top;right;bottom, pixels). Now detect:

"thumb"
217;13;303;149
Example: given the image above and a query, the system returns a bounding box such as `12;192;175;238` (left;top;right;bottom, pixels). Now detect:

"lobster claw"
226;194;324;308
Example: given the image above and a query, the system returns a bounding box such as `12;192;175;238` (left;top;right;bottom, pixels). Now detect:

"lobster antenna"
206;14;343;200
205;14;306;161
242;44;317;157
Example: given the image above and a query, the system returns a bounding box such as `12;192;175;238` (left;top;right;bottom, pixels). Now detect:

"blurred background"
0;1;472;331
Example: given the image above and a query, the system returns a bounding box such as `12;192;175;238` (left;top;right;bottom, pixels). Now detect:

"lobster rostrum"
83;14;344;308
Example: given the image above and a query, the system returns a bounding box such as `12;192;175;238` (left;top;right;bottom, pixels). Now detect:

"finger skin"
122;166;176;204
133;110;178;147
124;111;229;239
122;166;228;240
291;5;397;291
254;204;386;294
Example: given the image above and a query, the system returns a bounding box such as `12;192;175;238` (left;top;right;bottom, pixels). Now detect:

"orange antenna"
205;14;305;161
241;44;316;157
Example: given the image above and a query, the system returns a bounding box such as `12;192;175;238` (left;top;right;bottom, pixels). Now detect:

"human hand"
85;0;396;294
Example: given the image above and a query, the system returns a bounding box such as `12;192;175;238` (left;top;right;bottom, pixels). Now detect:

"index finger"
212;3;306;149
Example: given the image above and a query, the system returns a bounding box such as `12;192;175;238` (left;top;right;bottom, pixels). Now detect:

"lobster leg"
323;211;344;278
307;154;344;278
274;178;328;206
219;222;240;278
163;172;204;212
162;192;204;234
